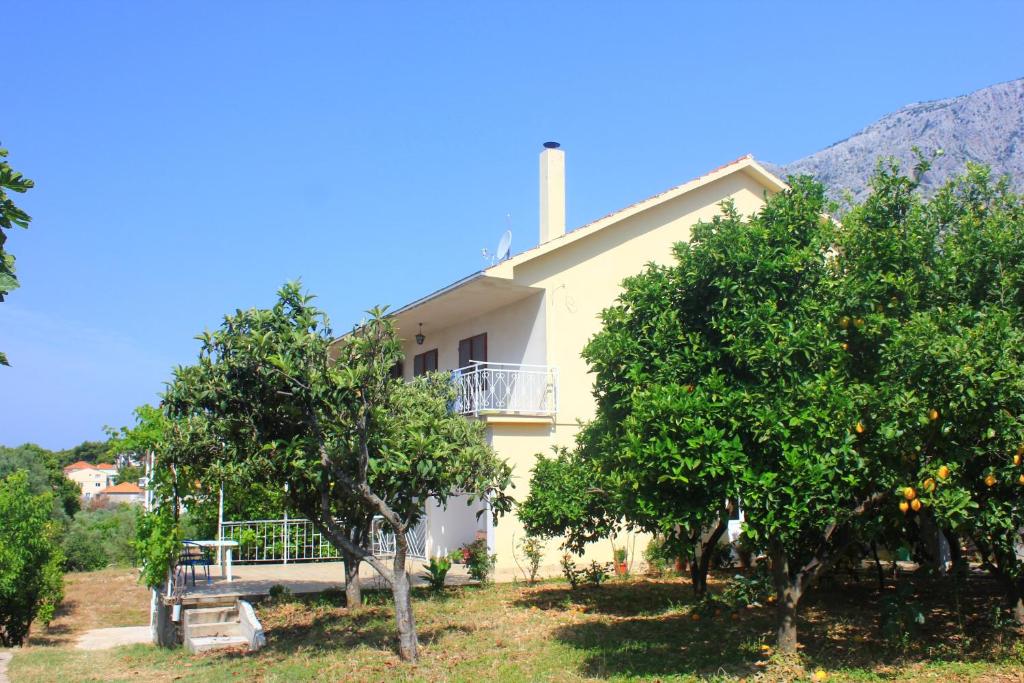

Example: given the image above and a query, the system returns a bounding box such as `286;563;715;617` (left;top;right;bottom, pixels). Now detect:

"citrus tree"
871;167;1024;622
165;283;512;661
565;179;900;652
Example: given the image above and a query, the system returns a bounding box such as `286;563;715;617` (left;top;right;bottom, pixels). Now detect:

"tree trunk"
769;543;802;655
870;541;884;592
390;531;419;662
343;551;362;609
690;516;728;597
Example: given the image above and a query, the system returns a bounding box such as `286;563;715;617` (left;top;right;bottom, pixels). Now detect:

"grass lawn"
9;569;1024;682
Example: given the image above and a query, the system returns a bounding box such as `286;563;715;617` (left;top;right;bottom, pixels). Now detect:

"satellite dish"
496;229;512;261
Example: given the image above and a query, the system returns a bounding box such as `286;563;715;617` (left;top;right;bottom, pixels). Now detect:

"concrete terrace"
174;561;478;605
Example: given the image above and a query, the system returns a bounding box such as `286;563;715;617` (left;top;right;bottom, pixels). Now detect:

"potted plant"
613;547;628;576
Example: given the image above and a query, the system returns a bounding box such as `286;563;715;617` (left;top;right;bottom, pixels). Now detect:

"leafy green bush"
517;535;544;584
584;561;611;586
561;554;584;589
62;523;107;571
720;567;773;608
421;552;459;591
461;539;496;584
63;505;138;571
0;471;65;646
643;536;675;576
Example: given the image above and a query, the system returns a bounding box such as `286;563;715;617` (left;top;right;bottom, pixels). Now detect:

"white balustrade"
220;516;426;564
451;362;558;417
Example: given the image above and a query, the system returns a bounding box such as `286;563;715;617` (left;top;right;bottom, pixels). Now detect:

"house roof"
63;460;117;472
376;155;786;332
100;482;143;495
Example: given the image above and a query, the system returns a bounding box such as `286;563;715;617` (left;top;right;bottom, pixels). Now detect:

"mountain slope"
776;78;1024;200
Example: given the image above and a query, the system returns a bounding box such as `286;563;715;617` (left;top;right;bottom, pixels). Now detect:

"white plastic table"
190;540;240;581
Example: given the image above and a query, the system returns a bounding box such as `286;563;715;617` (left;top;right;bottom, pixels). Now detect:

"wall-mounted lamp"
415;323;425;346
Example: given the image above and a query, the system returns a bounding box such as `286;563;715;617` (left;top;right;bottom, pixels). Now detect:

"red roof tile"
100;482;143;495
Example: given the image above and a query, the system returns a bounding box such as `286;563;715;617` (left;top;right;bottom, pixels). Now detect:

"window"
389;361;404;379
458;333;487;368
413;349;438;376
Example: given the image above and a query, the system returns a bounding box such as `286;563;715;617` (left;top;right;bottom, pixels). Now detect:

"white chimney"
539;141;565;244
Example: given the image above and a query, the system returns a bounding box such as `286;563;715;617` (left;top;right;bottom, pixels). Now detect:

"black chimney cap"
543;141;561;149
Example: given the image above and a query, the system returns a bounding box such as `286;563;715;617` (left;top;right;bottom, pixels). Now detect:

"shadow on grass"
254;593;477;658
521;573;1024;679
516;578;700;617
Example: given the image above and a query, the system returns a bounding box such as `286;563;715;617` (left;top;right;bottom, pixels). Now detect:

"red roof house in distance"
97;481;145;506
62;461;119;500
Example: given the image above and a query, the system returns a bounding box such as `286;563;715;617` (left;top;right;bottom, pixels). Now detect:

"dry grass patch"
29;567;150;646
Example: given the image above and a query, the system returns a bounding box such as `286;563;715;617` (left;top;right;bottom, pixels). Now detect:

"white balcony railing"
451;361;558;417
220;516;426;564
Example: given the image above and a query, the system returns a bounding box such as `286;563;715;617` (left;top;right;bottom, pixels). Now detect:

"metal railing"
220;516;426;564
451;361;558;417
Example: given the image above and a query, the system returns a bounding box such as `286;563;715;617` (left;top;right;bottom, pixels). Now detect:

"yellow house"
371;144;787;578
63;460;118;501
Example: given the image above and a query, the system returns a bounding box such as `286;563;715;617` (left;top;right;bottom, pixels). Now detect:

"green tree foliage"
519;447;619;554
857;165;1024;622
163;283;512;661
0;443;81;519
62;505;139;571
0;471;64;646
556;179;892;652
0;143;34;365
57;440;114;467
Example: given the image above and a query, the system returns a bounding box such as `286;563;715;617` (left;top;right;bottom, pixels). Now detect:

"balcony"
451;361;559;417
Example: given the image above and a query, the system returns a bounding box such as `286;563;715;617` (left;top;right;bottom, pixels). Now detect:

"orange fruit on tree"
928;408;940;421
985;474;997;487
839;316;851;329
1014;453;1022;466
903;486;917;501
841;342;849;351
923;478;936;493
938;465;950;480
899;500;910;514
1018;474;1024;486
910;498;922;512
855;421;865;434
854;317;865;329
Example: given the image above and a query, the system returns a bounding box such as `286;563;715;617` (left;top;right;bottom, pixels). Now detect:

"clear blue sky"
3;2;1022;449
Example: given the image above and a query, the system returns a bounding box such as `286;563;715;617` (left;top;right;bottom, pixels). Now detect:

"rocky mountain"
773;77;1024;201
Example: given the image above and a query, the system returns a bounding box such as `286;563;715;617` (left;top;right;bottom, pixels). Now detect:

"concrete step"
187;620;242;639
183;606;238;627
186;634;250;654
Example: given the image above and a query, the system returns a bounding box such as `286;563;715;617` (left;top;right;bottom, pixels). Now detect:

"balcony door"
458;333;487;368
458;333;487;412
